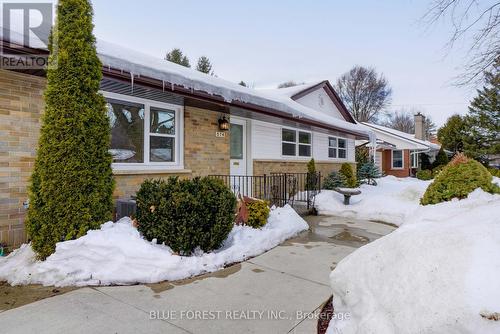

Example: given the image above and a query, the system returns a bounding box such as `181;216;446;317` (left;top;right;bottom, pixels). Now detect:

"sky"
89;1;477;126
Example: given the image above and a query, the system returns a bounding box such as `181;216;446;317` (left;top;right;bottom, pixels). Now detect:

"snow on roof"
362;122;440;150
258;81;325;98
0;27;373;140
97;40;373;140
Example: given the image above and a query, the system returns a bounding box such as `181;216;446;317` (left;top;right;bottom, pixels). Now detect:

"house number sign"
215;132;226;138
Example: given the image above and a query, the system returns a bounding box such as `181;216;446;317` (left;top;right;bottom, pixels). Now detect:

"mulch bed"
317;295;334;334
0;281;76;312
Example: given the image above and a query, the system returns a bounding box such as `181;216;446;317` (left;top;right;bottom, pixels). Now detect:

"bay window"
328;136;347;159
104;92;183;170
281;128;312;157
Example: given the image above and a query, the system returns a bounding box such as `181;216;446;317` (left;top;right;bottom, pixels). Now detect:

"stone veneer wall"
183;105;230;177
0;70;46;248
253;160;355;178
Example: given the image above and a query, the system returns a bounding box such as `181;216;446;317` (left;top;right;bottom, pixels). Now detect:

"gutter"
102;67;371;140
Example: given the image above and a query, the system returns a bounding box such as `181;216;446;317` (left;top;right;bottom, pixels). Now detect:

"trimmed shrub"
323;171;346;190
357;162;382;185
27;0;114;260
246;200;270;229
416;170;433;180
421;154;500;205
489;168;500;178
339;163;357;188
306;158;317;190
432;165;445;178
136;177;237;254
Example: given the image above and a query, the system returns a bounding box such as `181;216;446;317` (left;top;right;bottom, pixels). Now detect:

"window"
298;131;311;157
105;93;183;169
107;99;145;163
392;150;404;169
328;136;347;159
281;128;311;157
230;123;243;159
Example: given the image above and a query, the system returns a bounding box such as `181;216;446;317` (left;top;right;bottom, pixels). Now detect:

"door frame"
230;116;252;176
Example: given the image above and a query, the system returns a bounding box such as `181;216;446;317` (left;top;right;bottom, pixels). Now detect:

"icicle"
162;80;165;92
171;82;174;91
130;73;134;93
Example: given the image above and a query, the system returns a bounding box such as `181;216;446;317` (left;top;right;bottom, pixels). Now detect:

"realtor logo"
1;1;54;69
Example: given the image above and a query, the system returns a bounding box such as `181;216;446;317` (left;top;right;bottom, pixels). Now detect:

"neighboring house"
360;114;440;177
0;34;373;248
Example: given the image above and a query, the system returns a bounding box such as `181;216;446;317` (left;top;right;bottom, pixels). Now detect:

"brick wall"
184;106;230;177
0;69;46;248
253;160;355;177
113;172;191;199
381;149;411;177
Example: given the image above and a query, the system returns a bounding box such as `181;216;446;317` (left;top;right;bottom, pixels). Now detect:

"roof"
261;81;357;123
97;41;368;138
361;122;440;151
1;28;373;140
261;82;325;98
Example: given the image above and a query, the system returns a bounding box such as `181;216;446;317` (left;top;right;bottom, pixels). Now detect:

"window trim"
328;136;348;160
281;127;312;158
391;149;404;170
102;91;184;171
410;151;418;168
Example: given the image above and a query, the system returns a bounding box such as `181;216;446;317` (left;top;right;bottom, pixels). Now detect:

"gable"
290;81;356;124
295;87;346;120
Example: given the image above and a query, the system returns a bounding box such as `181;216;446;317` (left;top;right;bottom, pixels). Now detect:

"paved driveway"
0;216;395;334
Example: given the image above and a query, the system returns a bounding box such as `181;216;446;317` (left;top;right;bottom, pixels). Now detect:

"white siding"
251;120;355;163
295;88;345;120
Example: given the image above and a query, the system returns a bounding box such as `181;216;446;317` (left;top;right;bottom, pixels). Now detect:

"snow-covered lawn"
0;205;308;287
315;176;432;226
326;177;500;333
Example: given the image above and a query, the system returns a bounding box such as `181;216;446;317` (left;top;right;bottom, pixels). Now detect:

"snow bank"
327;188;500;333
314;176;432;226
0;205;307;287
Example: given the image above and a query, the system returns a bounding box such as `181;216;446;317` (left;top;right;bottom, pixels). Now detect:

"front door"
230;118;246;176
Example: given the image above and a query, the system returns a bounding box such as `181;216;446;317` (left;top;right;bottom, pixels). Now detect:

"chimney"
414;112;426;140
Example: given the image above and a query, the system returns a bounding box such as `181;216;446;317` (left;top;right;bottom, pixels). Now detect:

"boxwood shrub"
416;169;433;180
136;177;237;254
246;200;270;229
421;154;500;205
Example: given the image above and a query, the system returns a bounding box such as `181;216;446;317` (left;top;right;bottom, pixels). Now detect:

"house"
360;114;441;177
0;33;373;248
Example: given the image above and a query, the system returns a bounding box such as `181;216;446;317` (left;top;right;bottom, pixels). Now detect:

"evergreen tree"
196;56;213;75
306;158;317;190
420;153;433;170
27;0;114;260
357;162;382;186
239;81;247;87
437;114;468;153
465;65;500;162
339;163;357;188
165;48;190;67
432;147;449;168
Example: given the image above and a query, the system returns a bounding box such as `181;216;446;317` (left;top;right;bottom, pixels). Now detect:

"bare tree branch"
335;66;392;123
423;0;500;86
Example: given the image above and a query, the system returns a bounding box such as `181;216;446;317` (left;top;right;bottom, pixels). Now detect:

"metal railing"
209;172;321;209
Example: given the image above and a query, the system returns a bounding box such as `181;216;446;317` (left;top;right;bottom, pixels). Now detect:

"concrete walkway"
0;216;395;334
